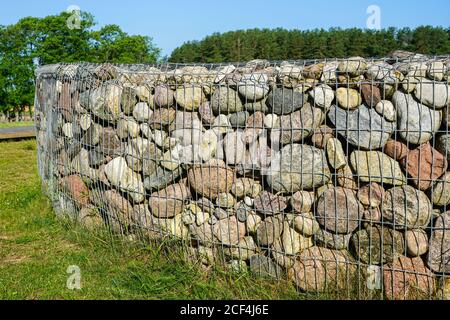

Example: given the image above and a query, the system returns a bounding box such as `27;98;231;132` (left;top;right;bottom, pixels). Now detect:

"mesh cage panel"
34;54;450;299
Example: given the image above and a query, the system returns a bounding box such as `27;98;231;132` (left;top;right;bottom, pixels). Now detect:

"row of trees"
169;26;450;63
0;12;160;118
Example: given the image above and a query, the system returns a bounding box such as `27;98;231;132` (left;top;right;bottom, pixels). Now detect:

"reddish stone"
311;125;334;149
383;256;436;300
59;175;90;206
401;142;447;190
384;139;409;161
254;191;287;215
360;83;381;107
357;182;385;207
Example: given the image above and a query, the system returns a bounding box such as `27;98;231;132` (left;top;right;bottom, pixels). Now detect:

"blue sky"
1;0;449;57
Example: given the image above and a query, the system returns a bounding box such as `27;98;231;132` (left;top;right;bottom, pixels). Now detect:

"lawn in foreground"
0;121;35;129
0;139;304;300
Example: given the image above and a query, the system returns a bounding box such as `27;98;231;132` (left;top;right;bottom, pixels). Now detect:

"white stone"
133;102;153;122
311;84;335;109
375;100;396;122
104;157;145;203
264;114;279;129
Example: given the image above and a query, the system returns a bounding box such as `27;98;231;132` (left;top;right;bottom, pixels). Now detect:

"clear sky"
1;0;449;57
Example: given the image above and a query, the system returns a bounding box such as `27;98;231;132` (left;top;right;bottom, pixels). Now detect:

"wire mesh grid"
34;54;450;299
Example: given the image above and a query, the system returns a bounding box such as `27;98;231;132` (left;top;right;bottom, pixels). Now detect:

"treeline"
0;12;160;117
169;26;450;63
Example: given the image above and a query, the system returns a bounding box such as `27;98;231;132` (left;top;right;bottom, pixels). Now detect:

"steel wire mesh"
34;53;450;299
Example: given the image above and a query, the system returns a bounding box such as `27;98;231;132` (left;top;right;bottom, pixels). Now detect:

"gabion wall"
35;54;450;299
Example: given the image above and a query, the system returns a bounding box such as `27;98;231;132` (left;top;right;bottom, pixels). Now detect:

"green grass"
0;139;305;300
0;121;35;129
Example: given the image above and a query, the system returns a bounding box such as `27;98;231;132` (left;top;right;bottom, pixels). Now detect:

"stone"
198;101;215;125
314;228;352;250
402;76;420;93
212;114;233;135
59;175;90;207
292;212;320;237
223;131;245;165
242;112;264;144
267;144;330;193
431;172;450;206
290;190;315;214
288;246;355;292
436;134;450;164
214;65;236;83
271;103;324;145
133;102;153;122
427;61;446;81
366;61;393;80
280;222;313;255
351;225;404;265
328;104;395;150
405;229;429;257
79;114;91;131
188;159;235;199
249;254;283;279
414;80;449;109
254;191;287;215
357;183;385;208
149;108;176;129
336;87;362;110
244;196;254;207
244;98;269;113
350;150;406;186
237;73;270;101
374;100;396;122
310;125;334;149
154;85;174;107
338;57;367;75
360;83;381;107
263;114;278;129
143;166;182;191
213;216;246;246
228;111;249;127
121;87;138;114
210;87;244;115
90;189;133;230
256;216;284;247
62;123;74;138
197;130;218;162
79;82;122;122
384;256;435;300
231;178;262;199
392;91;442;144
189;223;215;244
316;187;363;234
428;211;450;273
383;139;408;162
246;212;262;234
149;183;191;218
310;84;334;109
104;157;145;203
225;236;258;261
326;137;346;170
266;87;307;115
400;142;447;190
117;117;140;139
336;164;358;190
382;185;431;230
156;214;189;240
97;127;123;157
216;192;236;208
135;85;153;103
174;86;206;111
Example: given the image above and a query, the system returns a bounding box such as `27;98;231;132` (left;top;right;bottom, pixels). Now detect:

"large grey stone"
328;104;394;150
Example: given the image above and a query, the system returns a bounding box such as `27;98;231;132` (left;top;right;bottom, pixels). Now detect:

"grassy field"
0;139;305;300
0;121;35;129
